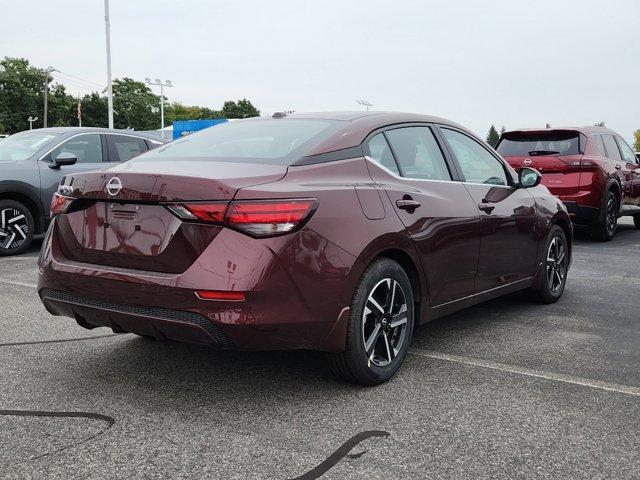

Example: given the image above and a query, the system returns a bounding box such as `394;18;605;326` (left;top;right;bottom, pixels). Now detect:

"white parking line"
0;278;37;289
410;348;640;397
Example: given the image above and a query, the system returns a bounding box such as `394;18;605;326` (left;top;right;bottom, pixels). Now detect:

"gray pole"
43;71;49;128
104;0;114;129
145;78;172;139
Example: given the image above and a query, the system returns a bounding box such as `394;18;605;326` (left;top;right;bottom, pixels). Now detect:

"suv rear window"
497;131;581;157
140;118;343;165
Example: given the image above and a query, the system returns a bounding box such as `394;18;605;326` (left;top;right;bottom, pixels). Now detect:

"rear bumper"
37;218;357;352
40;288;235;347
562;201;599;224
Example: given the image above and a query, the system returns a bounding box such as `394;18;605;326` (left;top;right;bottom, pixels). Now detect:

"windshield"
497;131;581;157
139;118;343;165
0;131;61;161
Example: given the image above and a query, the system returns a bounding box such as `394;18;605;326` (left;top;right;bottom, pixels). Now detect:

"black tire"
529;225;568;304
634;215;640;230
330;258;415;386
0;200;34;257
590;190;618;241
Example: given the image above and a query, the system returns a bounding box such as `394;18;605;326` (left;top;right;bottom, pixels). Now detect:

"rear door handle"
396;199;421;210
615;164;622;170
478;202;495;214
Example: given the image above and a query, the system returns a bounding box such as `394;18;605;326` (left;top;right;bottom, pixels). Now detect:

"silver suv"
0;127;166;255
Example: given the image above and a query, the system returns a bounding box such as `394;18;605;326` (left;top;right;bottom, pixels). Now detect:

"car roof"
264;111;477;156
31;127;167;141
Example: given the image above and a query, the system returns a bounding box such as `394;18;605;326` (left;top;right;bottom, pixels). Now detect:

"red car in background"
497;127;640;240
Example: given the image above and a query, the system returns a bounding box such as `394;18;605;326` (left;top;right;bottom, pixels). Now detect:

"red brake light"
167;203;227;223
50;192;74;217
225;199;317;236
165;198;317;237
196;290;245;301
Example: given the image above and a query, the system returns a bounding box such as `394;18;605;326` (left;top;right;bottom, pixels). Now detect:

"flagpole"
77;93;82;127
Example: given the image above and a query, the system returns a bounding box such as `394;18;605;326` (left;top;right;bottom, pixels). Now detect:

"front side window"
50;134;103;163
615;136;637;164
601;135;622;161
385;127;451;181
107;135;148;163
442;128;508;186
366;132;400;175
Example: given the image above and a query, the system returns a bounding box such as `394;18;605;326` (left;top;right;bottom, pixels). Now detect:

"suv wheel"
0;200;35;256
529;225;568;304
330;258;414;385
590;190;618;241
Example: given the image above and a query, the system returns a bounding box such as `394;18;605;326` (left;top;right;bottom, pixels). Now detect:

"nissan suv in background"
0;127;165;255
497;127;640;240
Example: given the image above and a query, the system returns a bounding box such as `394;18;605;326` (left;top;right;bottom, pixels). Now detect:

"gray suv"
0;127;166;255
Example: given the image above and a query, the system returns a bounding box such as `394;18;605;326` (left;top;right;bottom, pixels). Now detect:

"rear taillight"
50;192;74;217
226;199;317;236
165;198;317;237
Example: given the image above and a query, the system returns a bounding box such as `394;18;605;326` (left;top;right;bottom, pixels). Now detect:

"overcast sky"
1;0;638;141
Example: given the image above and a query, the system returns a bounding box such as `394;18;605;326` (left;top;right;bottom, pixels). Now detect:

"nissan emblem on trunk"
523;158;533;166
106;177;123;196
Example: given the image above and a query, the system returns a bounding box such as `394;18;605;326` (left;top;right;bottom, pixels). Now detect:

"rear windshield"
139;118;343;165
0;131;61;161
497;131;581;157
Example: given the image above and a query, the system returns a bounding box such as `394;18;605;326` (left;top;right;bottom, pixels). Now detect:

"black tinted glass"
497;131;581;156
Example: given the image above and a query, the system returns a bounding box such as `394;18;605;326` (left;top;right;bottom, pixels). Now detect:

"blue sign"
172;118;227;139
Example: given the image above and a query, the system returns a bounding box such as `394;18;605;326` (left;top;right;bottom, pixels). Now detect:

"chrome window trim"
364;156;514;189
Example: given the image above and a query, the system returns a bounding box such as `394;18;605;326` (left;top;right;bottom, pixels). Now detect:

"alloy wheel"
605;196;617;238
546;236;566;294
362;278;409;367
0;207;30;251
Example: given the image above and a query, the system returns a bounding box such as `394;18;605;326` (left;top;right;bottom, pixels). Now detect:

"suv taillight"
166;199;318;237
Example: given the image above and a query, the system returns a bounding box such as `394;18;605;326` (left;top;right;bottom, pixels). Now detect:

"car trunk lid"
54;160;287;273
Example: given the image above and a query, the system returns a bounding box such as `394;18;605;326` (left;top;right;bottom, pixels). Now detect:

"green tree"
0;57;46;133
221;99;260;119
633;130;640;152
500;125;506;135
486;125;500;147
110;77;161;130
165;101;221;123
79;92;108;128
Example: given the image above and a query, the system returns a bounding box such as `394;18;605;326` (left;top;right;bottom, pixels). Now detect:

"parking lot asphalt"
1;219;639;479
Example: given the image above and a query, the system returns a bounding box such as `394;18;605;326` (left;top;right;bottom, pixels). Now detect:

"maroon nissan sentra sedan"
38;112;572;385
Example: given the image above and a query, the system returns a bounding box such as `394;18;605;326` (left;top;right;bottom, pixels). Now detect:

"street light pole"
356;99;373;111
43;67;56;128
104;0;114;129
27;116;38;130
145;78;173;140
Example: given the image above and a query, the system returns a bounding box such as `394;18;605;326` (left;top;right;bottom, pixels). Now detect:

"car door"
105;134;149;165
365;125;481;306
38;133;109;214
614;135;640;206
438;127;538;293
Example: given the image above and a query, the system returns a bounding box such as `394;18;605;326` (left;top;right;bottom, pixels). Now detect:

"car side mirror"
50;152;78;169
518;167;541;188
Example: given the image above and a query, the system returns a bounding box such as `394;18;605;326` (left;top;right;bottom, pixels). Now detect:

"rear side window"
442;128;508;186
107;135;148;163
601;135;622;161
615;136;636;164
366;133;400;175
385;127;451;181
497;131;581;157
593;135;607;156
50;134;103;163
